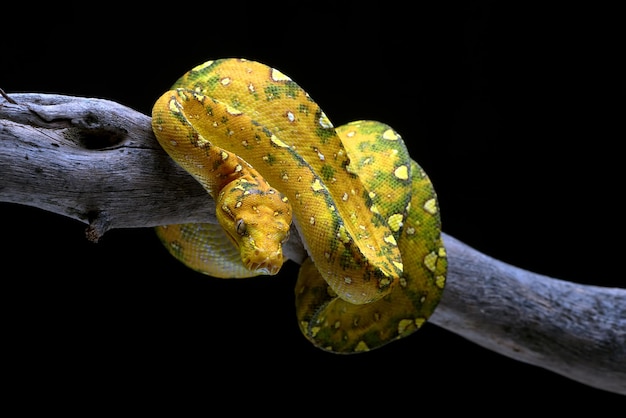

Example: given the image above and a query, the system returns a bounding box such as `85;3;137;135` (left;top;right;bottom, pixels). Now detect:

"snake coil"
151;58;447;353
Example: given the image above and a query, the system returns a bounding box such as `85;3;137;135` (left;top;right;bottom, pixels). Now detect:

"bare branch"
1;93;624;395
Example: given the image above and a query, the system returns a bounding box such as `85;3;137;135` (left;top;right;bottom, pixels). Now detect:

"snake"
151;58;447;353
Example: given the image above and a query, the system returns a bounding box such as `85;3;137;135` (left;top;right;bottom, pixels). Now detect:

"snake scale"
151;58;447;353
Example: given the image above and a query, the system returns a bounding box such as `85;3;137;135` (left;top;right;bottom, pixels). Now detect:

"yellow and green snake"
151;58;447;353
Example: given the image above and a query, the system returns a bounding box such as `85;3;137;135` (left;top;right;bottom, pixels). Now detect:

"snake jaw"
244;257;282;276
241;241;284;275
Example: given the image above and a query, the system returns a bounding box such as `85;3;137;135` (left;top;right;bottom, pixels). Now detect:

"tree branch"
2;93;624;395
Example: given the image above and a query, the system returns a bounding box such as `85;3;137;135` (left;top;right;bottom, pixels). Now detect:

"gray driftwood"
1;93;624;395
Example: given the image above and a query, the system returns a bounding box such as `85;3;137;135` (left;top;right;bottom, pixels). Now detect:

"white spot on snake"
191;61;214;72
226;105;242;115
169;140;177;146
309;217;315;225
424;252;438;272
355;341;369;352
282;172;289;181
397;319;414;335
235;164;243;173
220;151;229;160
168;99;180;113
270;135;289;148
248;82;255;93
314;148;325;161
337;226;350;243
394;165;409;180
286;111;295;122
436;275;446;289
424;198;438;214
387;213;404;232
192;92;205;102
346;130;356;138
195;134;210;147
382;129;399;140
318;112;333;129
405;226;416;235
342;193;348;202
220;77;231;86
344;277;352;284
311;179;324;192
271;68;292;82
384;234;398;246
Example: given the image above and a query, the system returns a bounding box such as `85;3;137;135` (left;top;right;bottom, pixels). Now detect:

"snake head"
216;178;292;275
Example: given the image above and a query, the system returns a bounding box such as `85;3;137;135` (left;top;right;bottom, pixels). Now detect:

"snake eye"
235;219;247;236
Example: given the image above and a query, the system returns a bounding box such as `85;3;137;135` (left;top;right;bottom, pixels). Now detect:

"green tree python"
151;58;447;353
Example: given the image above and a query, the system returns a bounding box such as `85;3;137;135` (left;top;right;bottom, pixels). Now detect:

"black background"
2;1;624;409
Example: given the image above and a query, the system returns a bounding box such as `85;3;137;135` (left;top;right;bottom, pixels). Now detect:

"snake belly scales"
151;58;447;353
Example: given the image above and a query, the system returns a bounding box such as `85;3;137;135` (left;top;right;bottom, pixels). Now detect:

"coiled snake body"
152;58;447;353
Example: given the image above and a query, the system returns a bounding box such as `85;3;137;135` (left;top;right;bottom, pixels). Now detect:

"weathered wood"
1;93;624;395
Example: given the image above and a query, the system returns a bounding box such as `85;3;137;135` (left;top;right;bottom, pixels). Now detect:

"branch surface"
2;93;624;395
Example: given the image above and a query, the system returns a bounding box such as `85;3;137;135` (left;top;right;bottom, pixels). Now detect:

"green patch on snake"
297;103;311;115
319;164;335;182
176;72;221;93
367;169;411;191
264;82;300;101
314;127;336;144
357;137;403;154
